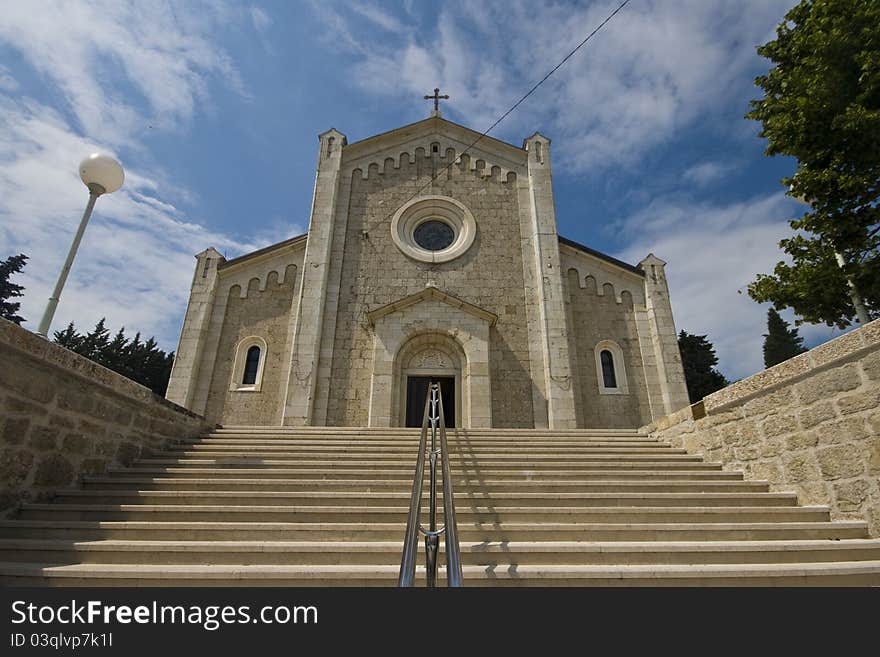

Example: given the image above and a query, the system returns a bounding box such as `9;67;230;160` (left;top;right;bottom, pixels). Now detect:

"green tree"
52;320;175;396
678;331;729;404
78;318;110;361
0;253;28;325
105;327;128;362
746;0;880;328
763;307;808;367
53;321;83;350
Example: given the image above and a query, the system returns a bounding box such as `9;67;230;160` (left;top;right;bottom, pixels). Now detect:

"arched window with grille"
230;337;267;392
594;340;628;394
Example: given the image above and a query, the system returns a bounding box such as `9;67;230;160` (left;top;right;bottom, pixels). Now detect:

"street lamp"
35;153;124;338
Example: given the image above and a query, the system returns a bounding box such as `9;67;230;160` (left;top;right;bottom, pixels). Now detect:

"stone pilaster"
282;128;346;425
638;254;690;416
166;247;224;410
523;133;578;429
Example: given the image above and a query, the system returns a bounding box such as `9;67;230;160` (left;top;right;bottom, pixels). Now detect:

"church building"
165;101;690;429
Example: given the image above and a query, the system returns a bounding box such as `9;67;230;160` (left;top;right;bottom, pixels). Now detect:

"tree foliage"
763;308;808;367
678;331;729;404
53;319;175;396
746;0;880;328
0;253;28;325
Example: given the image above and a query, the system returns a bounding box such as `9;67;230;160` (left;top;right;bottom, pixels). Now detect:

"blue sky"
0;0;843;381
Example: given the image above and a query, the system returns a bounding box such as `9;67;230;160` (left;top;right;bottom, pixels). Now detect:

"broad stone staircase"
1;426;879;585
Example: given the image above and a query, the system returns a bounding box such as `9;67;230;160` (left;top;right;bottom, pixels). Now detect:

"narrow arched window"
595;341;627;395
600;350;616;389
230;337;267;392
242;346;261;385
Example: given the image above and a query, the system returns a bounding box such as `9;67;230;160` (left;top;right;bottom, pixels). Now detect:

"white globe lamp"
79;153;124;194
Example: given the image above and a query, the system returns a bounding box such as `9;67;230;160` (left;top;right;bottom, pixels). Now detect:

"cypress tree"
678;330;729;404
53;322;83;350
79;318;111;361
0;253;28;325
763;308;808;368
52;321;175;395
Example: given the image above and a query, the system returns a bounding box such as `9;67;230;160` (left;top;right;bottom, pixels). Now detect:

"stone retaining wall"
0;319;214;515
643;319;880;535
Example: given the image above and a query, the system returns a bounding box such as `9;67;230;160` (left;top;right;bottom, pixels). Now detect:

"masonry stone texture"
0;319;212;516
327;153;533;427
166;114;691;428
204;264;301;425
643;319;880;536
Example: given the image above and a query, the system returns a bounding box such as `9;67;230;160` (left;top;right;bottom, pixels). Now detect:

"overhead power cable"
385;0;633;208
463;0;632;158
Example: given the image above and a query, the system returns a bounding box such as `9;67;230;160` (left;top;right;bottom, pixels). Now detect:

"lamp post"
35;153;124;338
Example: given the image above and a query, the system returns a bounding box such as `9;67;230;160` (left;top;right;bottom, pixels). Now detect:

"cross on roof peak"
424;87;449;117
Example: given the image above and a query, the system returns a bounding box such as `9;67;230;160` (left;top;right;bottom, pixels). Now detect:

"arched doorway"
365;290;494;428
393;334;463;428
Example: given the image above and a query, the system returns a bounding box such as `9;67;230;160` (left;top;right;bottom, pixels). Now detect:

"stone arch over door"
366;289;495;428
393;333;465;427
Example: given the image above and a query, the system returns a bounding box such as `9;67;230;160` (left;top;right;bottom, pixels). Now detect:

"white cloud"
349;2;406;34
250;6;271;33
0;65;18;92
0;97;296;349
0;2;298;352
0;0;242;146
682;161;736;187
312;0;792;173
614;192;827;381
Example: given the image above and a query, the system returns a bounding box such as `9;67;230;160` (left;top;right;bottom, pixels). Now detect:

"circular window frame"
390;195;476;263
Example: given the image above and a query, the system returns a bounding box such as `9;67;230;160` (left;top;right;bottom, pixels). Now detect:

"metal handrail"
398;382;463;587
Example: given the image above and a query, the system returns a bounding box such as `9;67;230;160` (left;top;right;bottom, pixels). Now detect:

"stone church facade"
165;113;689;429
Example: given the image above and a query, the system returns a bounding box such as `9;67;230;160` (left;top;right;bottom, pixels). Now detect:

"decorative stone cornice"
342;116;527;183
366;286;498;326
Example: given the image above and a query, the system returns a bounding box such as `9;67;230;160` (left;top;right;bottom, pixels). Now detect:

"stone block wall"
323;153;535;427
0;319;213;515
643;319;880;535
205;264;300;425
564;268;652;428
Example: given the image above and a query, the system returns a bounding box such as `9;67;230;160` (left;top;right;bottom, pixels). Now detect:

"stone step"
0;519;866;542
154;451;697;463
107;467;740;480
2;560;878;586
1;538;878;566
202;436;653;445
166;445;685;456
17;503;831;524
204;435;650;445
54;490;799;508
12;420;876;587
189;433;660;442
211;426;649;440
81;476;769;493
130;458;716;470
185;437;668;447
